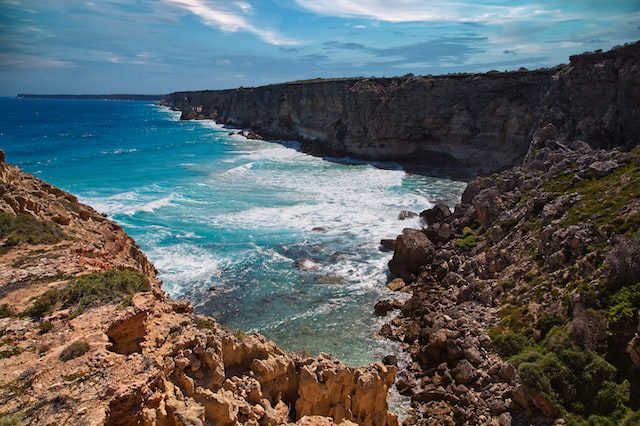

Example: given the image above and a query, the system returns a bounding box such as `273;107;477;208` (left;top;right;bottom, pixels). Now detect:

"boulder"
472;188;503;229
582;160;618;178
388;229;435;282
379;239;396;252
420;203;451;225
374;300;396;316
452;360;477;385
386;278;406;292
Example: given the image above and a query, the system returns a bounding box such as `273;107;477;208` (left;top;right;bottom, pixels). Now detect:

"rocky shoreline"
379;126;640;424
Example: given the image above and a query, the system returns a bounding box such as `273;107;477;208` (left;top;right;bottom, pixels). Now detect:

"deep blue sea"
0;97;466;365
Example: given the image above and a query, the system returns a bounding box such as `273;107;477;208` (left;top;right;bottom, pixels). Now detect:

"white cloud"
294;0;564;24
165;0;300;46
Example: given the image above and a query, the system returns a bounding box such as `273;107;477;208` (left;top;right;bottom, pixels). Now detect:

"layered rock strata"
163;42;639;175
0;154;397;426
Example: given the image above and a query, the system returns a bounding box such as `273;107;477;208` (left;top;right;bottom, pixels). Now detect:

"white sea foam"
101;148;139;155
222;162;254;175
80;192;176;216
147;244;221;298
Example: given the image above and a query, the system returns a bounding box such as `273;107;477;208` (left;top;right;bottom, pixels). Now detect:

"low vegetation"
59;340;90;361
511;328;630;423
23;269;149;319
0;212;67;248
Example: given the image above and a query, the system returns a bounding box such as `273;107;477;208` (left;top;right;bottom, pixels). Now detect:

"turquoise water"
0;97;466;365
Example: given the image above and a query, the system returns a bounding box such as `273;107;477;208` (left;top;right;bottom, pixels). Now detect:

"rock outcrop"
0;154;397;426
382;136;640;424
162;42;640;175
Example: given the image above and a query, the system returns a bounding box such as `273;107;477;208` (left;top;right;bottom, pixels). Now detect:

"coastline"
0;151;401;425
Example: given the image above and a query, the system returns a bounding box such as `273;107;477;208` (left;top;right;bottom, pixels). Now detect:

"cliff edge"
0;152;398;426
163;42;639;175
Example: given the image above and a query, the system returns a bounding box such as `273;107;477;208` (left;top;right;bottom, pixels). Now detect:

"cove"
0;97;466;365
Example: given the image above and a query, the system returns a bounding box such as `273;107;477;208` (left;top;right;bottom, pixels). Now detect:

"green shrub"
595;380;630;414
493;332;529;357
59;340;89;361
462;226;475;237
500;216;519;231
24;269;149;319
454;234;480;250
0;304;15;318
608;283;640;325
194;316;216;330
0;212;66;247
621;410;640;425
38;322;54;334
536;315;565;339
509;332;628;420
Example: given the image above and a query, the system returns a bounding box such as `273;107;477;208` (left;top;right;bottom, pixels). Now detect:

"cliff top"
169;40;639;95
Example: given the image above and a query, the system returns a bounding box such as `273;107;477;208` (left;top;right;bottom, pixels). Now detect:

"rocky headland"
0;152;397;426
380;130;640;425
163;42;639;176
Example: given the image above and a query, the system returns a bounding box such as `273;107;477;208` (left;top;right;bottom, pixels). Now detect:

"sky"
0;0;639;95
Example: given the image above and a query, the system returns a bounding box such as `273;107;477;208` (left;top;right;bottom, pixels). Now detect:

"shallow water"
0;97;466;366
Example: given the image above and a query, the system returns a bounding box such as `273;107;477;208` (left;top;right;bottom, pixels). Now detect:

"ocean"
0;97;466;366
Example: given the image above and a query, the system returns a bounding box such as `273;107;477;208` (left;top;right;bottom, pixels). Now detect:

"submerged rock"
398;210;418;220
294;258;319;270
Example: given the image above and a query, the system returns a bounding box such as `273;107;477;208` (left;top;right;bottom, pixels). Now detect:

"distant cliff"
164;41;640;175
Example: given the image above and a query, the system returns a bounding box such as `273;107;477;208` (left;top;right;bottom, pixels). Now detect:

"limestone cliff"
163;42;639;175
0;153;398;426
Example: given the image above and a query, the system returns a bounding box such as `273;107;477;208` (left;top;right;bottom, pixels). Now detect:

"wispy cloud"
295;0;567;24
165;0;300;46
0;53;73;69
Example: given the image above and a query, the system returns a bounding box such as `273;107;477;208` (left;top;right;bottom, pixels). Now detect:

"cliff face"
163;42;639;175
0;154;398;426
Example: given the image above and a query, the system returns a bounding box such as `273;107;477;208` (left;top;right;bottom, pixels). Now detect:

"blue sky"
0;0;639;95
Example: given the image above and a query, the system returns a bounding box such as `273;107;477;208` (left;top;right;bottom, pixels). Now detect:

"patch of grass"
0;347;22;359
0;413;23;426
4;369;35;397
0;305;15;318
38;322;54;334
500;278;516;292
498;304;527;333
194;316;216;330
23;269;149;319
62;369;92;382
454;234;480;250
59;340;89;361
561;159;640;229
0;212;66;248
